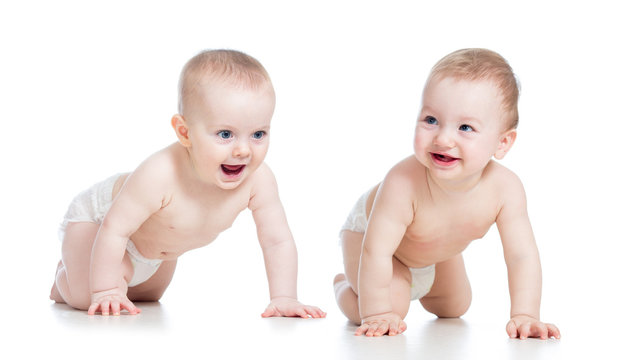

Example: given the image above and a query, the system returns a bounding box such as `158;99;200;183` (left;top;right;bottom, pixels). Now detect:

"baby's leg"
53;222;133;310
419;254;472;318
50;261;65;302
334;230;412;325
126;259;177;302
333;230;365;322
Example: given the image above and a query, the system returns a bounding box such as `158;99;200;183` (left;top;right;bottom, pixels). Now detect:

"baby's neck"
425;168;485;196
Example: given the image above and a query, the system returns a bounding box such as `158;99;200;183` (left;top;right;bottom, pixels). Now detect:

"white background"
1;0;619;358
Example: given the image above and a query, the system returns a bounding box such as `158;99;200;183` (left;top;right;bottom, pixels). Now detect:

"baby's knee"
127;287;165;302
421;294;472;318
443;300;471;318
54;271;91;310
436;301;470;318
64;294;91;311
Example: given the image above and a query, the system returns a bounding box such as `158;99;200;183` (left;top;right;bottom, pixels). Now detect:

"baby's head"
425;48;520;130
173;50;276;189
177;49;274;118
415;49;520;181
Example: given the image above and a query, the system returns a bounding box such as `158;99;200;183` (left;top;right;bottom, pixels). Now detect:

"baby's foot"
333;273;346;285
333;273;349;293
49;261;65;303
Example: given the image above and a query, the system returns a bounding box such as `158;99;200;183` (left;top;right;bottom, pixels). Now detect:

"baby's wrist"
361;310;394;320
510;313;539;321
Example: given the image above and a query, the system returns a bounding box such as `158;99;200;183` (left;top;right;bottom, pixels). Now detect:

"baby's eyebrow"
458;115;482;125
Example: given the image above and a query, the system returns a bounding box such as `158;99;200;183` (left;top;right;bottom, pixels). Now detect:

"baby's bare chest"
410;208;494;241
132;193;249;258
400;202;498;259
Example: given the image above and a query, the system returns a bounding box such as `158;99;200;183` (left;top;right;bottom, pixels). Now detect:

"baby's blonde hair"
426;48;520;129
178;49;272;115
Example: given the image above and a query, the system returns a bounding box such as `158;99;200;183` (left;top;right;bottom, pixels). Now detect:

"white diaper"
59;174;163;287
409;265;436;300
340;188;436;300
340;188;373;236
125;240;163;287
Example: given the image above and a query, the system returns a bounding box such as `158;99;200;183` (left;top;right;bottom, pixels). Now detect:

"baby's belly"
129;229;218;260
395;237;475;268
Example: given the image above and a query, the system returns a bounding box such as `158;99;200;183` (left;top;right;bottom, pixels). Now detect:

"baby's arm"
356;170;413;336
496;174;560;339
89;161;170;315
249;165;325;319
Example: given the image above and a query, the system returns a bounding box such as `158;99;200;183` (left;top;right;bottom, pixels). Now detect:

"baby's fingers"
355;323;370;336
518;323;531;339
527;322;561;340
388;322;400;336
302;306;326;319
372;322;390;337
547;324;561;339
87;302;100;316
87;300;139;316
261;306;279;318
506;320;518;338
364;322;381;337
388;320;406;336
111;302;122;316
121;301;141;315
87;300;112;316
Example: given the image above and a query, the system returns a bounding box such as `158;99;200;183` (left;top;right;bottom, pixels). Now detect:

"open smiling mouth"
221;164;246;176
431;153;459;164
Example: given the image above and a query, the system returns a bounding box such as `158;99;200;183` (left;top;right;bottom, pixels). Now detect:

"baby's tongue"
222;165;244;174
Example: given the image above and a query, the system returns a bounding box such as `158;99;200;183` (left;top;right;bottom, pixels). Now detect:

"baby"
333;48;560;339
50;49;326;319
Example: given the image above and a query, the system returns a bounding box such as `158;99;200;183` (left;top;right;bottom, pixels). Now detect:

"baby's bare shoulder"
134;144;184;179
380;155;426;200
247;163;280;211
122;144;182;199
483;162;527;209
485;161;523;188
383;155;428;193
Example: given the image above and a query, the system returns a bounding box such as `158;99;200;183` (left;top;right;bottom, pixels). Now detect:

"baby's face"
182;81;276;190
414;77;512;184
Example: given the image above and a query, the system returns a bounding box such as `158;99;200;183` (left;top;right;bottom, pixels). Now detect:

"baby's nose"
233;141;250;158
433;130;455;148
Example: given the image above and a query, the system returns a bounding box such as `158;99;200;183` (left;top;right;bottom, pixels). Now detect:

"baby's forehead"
423;77;511;123
424;76;504;104
428;75;500;89
185;75;274;106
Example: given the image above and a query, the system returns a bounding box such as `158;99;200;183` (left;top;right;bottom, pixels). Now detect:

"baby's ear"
172;115;192;147
494;129;517;160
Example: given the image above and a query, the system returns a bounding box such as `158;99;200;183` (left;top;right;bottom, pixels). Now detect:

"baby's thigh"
341;230;364;293
419;254;472;317
127;260;177;302
61;222;133;293
61;222;101;273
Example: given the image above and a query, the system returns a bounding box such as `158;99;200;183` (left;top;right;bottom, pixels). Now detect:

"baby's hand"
506;315;560;340
261;297;326;319
88;288;141;316
355;312;407;336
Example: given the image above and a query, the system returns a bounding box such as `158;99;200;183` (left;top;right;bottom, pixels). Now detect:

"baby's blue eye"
253;131;266;140
218;130;232;139
459;124;474;132
425;116;438;125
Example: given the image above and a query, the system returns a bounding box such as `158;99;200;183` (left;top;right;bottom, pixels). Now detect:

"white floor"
4;213;618;359
38;303;564;360
4;289;608;360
